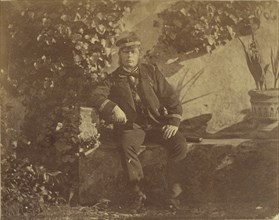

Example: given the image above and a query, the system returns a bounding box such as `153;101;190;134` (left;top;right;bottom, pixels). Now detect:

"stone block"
79;138;279;208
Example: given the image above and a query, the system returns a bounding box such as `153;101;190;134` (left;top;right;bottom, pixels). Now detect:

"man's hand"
112;105;127;124
162;125;178;139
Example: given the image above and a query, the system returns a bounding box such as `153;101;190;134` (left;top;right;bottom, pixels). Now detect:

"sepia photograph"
0;0;278;219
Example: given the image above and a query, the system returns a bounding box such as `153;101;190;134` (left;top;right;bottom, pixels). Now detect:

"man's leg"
116;124;146;208
164;130;188;203
145;127;189;206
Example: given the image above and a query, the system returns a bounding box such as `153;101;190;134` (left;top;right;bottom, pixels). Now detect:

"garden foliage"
1;0;136;216
158;1;276;53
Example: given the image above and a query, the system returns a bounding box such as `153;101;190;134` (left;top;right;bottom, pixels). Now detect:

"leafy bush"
2;0;137;214
1;152;65;219
5;0;136;166
158;1;276;53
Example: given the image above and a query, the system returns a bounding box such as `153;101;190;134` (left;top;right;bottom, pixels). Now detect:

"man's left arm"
153;65;183;138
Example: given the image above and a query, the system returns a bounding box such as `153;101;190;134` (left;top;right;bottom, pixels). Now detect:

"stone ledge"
79;138;279;207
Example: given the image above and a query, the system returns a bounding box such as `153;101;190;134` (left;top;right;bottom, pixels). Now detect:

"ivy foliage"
2;0;136;216
158;1;276;53
5;0;136;164
1;153;65;218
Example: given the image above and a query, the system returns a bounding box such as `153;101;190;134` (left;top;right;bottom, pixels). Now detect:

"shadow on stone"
179;113;212;137
145;42;208;78
177;139;278;218
210;109;279;139
79;137;279;219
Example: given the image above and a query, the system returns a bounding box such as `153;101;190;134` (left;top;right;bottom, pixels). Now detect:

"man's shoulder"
140;63;157;72
111;66;122;75
108;67;123;80
108;63;158;79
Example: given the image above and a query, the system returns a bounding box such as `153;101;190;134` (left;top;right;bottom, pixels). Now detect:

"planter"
248;89;279;121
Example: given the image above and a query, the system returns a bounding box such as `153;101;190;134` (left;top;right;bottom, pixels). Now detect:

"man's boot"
167;183;182;211
130;182;147;213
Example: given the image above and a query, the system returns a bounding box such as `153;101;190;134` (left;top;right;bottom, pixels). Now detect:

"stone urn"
79;107;100;156
248;89;279;131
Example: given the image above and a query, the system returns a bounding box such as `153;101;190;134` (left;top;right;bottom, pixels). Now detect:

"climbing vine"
2;0;136;216
158;1;276;53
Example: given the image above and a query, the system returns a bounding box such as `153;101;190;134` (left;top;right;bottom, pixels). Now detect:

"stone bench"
79;138;279;209
78;107;278;211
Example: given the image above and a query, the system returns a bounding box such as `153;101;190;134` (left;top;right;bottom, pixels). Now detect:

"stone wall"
79;137;279;213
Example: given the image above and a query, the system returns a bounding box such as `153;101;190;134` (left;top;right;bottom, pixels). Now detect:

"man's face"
119;47;140;69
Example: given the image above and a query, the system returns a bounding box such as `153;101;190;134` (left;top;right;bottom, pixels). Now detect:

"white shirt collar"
122;66;139;73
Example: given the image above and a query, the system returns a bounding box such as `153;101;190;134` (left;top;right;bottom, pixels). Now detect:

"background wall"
110;0;279;134
1;1;278;134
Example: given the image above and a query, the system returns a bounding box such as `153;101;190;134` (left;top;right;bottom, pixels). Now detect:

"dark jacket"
91;63;182;128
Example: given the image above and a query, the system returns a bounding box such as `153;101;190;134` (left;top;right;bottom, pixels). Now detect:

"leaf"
226;25;235;38
72;33;82;42
60;14;68;22
166;57;179;65
74;13;81;21
90;20;96;28
207;35;215;46
124;6;131;14
238;37;258;83
34;62;39;70
28;11;35;19
264;64;270;74
42;18;50;27
271;47;279;78
169;32;176;40
271;47;274;74
104;47;111;56
180;8;187;16
102;39;109;49
36;34;42;41
43;173;49;182
47;171;62;176
90;35;99;44
96;12;103;20
173;20;182;28
55;122;63;131
39;186;49;195
206;45;211;53
96;24;106;35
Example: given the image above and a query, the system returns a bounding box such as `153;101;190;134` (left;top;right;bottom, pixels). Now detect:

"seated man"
91;32;189;211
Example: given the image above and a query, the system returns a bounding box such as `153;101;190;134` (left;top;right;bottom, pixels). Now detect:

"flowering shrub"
158;1;276;53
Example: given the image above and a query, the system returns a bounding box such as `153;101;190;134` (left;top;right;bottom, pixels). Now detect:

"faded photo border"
1;0;279;219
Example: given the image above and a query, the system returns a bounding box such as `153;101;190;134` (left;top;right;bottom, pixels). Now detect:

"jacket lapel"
114;69;136;112
138;64;161;118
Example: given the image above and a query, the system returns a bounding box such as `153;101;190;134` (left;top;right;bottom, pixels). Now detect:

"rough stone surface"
79;138;279;211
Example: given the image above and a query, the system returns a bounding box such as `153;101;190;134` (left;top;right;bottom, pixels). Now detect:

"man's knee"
119;128;145;155
121;142;136;155
167;131;189;162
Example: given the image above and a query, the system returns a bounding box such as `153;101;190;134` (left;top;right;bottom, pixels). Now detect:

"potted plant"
238;34;279;125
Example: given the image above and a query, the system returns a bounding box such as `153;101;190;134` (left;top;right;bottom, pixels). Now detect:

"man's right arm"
91;78;127;124
91;79;117;119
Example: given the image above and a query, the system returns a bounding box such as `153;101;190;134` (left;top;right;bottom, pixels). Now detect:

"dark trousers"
115;123;189;193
